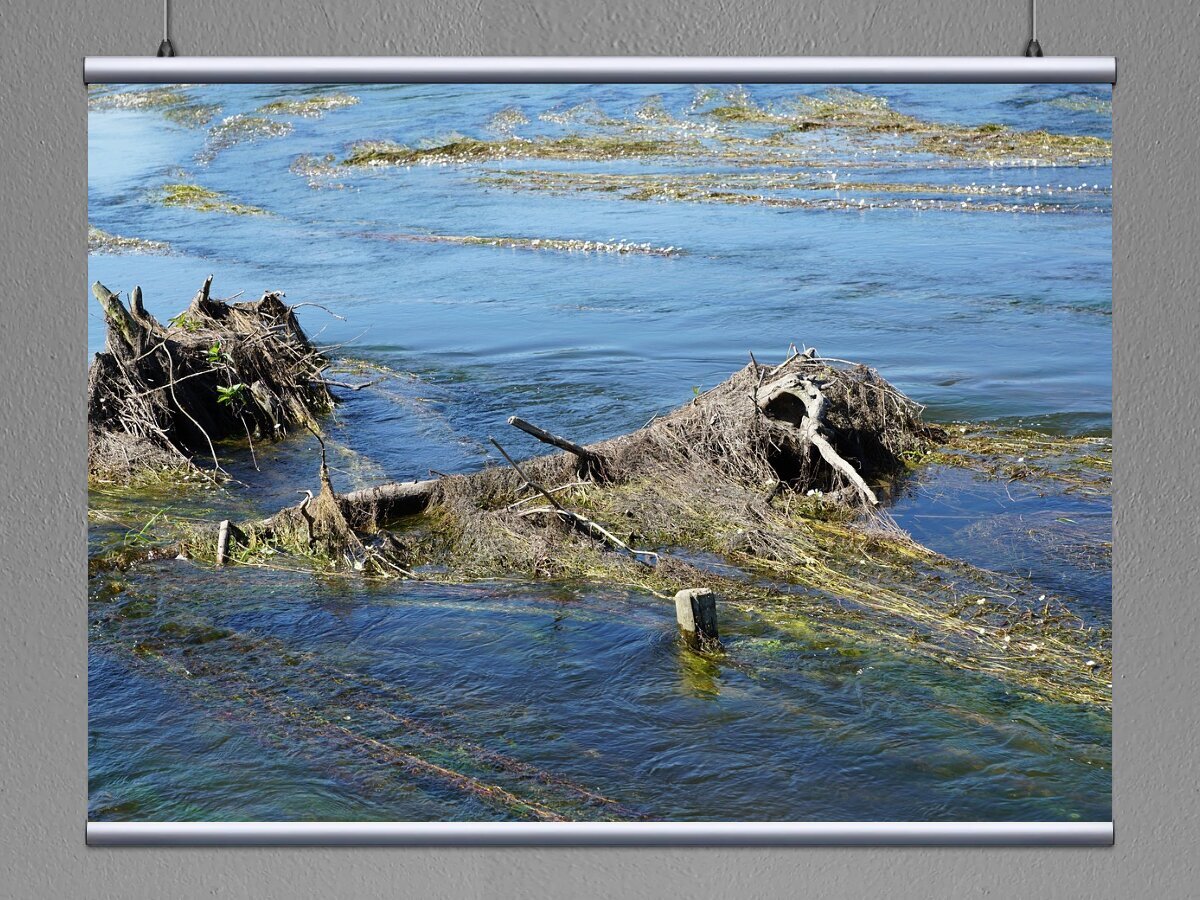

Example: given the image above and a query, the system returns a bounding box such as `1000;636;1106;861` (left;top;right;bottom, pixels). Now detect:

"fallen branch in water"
507;415;609;481
489;436;656;567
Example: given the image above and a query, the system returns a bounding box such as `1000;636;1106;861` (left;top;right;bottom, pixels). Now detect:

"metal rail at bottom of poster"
87;821;1115;846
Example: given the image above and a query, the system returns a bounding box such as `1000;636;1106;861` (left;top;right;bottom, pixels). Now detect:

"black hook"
157;38;176;57
1024;0;1043;57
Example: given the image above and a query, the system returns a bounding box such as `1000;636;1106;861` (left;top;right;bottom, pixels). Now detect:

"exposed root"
88;278;334;482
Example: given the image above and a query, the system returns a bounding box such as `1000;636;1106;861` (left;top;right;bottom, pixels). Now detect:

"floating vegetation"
156;182;267;215
88;86;221;128
88;226;170;256
366;232;684;256
199;114;293;164
335;88;1109;177
257;93;360;117
476;170;1100;215
697;89;1112;165
289;153;346;189
916;127;1112;165
341;134;696;167
921;425;1112;495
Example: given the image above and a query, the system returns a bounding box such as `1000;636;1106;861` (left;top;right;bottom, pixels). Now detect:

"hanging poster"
86;62;1112;844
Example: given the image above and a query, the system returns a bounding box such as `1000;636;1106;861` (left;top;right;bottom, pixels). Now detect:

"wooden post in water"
216;520;231;566
675;587;720;650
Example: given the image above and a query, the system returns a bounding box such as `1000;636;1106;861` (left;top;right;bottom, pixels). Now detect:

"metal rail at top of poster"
84;55;1115;85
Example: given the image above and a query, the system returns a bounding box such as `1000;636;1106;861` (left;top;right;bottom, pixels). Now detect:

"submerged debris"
88;297;1110;705
87;277;334;481
162;347;1105;704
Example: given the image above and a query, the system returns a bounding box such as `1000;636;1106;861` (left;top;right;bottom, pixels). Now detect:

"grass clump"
157;183;267;215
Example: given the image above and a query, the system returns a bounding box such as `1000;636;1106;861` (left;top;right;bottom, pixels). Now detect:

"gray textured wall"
2;0;1196;896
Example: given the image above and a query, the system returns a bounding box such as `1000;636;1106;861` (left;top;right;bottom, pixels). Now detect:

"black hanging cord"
157;0;175;56
1025;0;1044;57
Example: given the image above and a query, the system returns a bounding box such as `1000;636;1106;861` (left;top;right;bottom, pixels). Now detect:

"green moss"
158;621;231;644
117;599;154;619
157;182;268;215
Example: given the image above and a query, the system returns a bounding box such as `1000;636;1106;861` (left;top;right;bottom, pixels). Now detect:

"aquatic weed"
156;182;268;215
